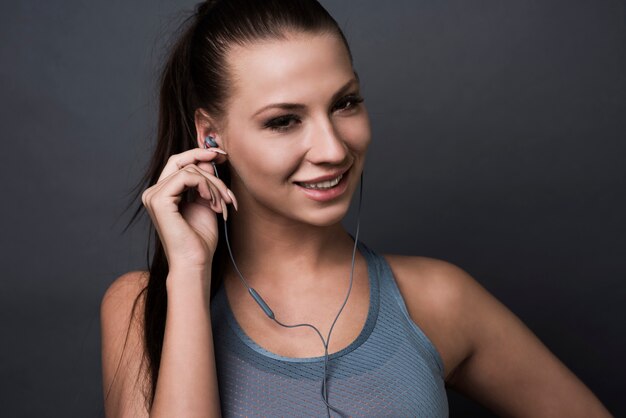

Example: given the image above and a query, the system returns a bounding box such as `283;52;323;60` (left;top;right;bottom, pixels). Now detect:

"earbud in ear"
204;135;218;149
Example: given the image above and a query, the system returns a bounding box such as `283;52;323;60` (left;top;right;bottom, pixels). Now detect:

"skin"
101;31;613;417
195;32;372;357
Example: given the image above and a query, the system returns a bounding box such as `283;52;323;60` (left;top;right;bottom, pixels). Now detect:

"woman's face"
218;32;371;227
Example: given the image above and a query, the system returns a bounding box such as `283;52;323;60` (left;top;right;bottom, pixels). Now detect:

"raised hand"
141;147;237;274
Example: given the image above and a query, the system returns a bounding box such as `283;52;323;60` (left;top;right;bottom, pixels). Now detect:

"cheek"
230;137;301;185
338;113;371;152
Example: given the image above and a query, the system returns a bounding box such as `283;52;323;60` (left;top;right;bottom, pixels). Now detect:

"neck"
222;206;358;290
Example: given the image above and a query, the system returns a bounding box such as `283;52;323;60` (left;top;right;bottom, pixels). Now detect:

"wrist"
168;259;213;278
166;267;212;294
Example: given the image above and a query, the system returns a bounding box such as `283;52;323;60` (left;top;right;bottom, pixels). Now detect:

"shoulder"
100;271;151;416
382;255;612;416
101;270;149;314
381;254;475;308
100;269;150;355
381;254;478;382
100;270;150;358
101;271;150;332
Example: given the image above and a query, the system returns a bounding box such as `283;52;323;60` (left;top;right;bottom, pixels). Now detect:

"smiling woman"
201;33;370;226
99;0;613;417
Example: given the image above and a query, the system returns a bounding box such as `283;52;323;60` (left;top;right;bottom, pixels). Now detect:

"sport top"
210;240;449;417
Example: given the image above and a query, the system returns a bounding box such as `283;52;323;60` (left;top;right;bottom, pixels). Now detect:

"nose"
305;116;349;165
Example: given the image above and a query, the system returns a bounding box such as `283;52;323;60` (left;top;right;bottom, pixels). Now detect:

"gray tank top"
210;240;449;417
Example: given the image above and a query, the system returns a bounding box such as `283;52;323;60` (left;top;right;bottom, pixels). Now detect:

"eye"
263;114;301;132
333;94;364;113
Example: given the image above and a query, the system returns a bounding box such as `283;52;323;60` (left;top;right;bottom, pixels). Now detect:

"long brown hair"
119;0;354;410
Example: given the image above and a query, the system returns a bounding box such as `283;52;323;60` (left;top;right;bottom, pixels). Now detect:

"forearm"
150;269;221;417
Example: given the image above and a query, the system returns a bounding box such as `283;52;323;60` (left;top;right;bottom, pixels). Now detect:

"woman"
100;0;612;416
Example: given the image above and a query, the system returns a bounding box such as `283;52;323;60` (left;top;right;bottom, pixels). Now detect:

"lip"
294;166;351;184
295;166;351;202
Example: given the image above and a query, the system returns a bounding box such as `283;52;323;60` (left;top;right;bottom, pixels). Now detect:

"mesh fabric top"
210;240;449;417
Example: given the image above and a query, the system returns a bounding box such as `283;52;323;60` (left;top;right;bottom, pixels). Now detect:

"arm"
101;146;234;416
390;256;612;417
101;269;222;417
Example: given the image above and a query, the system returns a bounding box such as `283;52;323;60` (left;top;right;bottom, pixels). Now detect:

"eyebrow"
252;75;361;118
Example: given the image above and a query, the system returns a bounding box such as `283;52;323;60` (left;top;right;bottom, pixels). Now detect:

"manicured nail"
226;189;238;211
205;148;227;155
220;199;228;222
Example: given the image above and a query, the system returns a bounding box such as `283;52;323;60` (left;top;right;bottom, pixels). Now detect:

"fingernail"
220;199;228;222
205;148;227;155
226;189;238;211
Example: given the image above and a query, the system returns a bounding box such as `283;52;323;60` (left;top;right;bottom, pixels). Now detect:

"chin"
299;199;352;227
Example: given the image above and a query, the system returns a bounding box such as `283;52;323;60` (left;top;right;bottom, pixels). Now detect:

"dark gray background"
1;0;624;416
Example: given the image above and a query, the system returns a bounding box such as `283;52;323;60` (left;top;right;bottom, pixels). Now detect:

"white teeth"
299;174;343;190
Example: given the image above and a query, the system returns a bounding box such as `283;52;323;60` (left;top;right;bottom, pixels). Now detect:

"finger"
196;160;216;177
179;165;237;209
149;162;237;218
153;166;234;218
195;176;221;211
157;147;228;183
151;163;227;203
187;175;228;221
142;185;166;243
149;169;218;218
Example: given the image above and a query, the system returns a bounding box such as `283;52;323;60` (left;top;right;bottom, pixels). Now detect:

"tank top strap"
358;241;446;376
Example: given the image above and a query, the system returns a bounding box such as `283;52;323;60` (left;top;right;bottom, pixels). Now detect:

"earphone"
204;135;363;417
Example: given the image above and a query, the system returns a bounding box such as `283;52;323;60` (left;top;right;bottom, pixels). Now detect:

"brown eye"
333;94;364;112
264;114;301;132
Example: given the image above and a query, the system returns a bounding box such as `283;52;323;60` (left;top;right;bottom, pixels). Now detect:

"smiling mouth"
296;174;344;190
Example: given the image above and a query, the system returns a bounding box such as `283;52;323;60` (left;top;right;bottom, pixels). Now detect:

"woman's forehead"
225;33;354;110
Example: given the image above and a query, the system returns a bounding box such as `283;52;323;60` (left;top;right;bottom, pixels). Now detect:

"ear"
194;108;222;149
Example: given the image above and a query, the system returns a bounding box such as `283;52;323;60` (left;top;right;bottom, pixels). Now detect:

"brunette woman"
101;1;612;416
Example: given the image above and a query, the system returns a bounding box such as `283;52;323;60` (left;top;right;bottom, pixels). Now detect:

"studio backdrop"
1;0;624;416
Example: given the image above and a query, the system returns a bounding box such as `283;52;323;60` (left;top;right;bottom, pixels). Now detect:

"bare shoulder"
381;254;477;382
382;254;612;417
101;270;149;317
101;270;149;339
100;271;151;417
